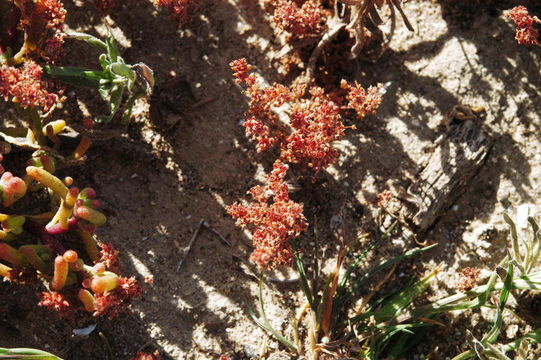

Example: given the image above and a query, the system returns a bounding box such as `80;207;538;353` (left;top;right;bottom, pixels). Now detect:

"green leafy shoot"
43;32;154;123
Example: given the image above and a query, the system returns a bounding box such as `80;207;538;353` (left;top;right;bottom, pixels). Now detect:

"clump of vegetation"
0;0;153;319
249;214;541;359
507;5;540;47
2;1;541;359
267;0;413;81
228;58;381;268
154;0;199;27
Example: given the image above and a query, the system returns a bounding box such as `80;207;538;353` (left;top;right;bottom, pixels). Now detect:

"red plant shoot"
231;58;381;172
0;61;60;112
508;6;541;47
154;0;197;27
38;291;74;317
272;0;324;38
227;160;307;268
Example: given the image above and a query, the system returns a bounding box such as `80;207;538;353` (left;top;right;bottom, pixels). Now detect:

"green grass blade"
332;222;399;323
482;263;513;344
373;266;439;323
316;270;335;330
357;243;437;289
65;31;107;50
247;280;298;352
340;221;398;290
504;213;522;264
0;348;62;360
291;240;314;309
501;327;541;352
248;309;297;352
373;323;427;359
526;217;541;272
451;328;541;360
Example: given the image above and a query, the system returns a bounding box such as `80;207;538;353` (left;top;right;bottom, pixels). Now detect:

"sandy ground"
2;0;541;359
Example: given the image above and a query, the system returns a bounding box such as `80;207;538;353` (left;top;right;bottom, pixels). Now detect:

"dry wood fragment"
385;105;493;234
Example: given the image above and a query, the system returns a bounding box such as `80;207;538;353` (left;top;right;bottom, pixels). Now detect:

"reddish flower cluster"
229;58;381;268
0;61;60;111
38;291;74;317
94;276;143;318
231;58;253;84
98;241;120;271
227;161;307;268
39;0;67;29
507;6;540;46
282;87;344;172
341;80;382;119
272;0;324;38
154;0;197;27
231;58;305;152
130;351;161;360
14;0;67;63
456;267;481;292
232;59;381;173
232;59;343;171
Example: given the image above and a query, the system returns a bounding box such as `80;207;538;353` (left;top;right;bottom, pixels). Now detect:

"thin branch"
176;219;205;271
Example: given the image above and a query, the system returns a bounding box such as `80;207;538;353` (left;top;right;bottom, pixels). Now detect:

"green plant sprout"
45;31;154;124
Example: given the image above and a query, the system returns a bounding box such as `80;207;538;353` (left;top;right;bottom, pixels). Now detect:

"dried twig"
201;221;232;247
303;18;346;83
176;219;205;271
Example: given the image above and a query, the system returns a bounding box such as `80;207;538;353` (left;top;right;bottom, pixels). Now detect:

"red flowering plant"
231;58;380;174
268;0;413;80
228;160;308;268
271;0;326;40
154;0;198;27
228;58;381;269
0;0;151;320
507;5;540;47
0;160;143;319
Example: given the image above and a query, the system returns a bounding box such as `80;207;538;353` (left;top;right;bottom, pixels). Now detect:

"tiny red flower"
341;80;382;119
97;241;120;271
456;267;481;292
507;6;541;46
38;291;74;317
154;0;197;27
93;276;142;318
272;0;324;38
374;190;392;208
